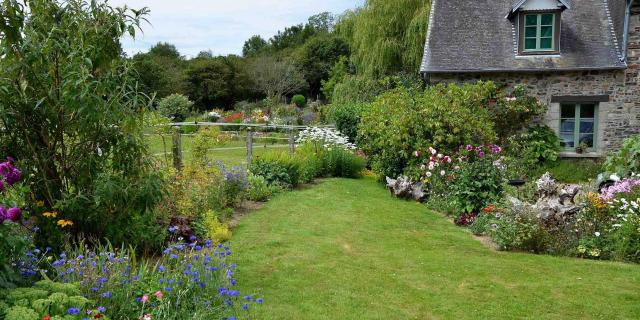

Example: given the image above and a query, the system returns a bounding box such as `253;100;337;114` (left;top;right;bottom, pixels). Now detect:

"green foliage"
0;0;168;250
246;174;281;202
338;0;431;77
250;152;302;188
330;103;366;142
358;84;497;178
452;158;504;214
533;160;602;183
300;34;350;97
184;56;254;111
491;206;549;253
292;95;307;108
0;280;102;320
157;94;194;122
331;75;386;106
196;210;232;243
243;35;268;57
296;143;365;180
321;57;351;101
489;85;548;140
190;127;227;167
503;125;561;179
604;135;640;177
0;223;30;289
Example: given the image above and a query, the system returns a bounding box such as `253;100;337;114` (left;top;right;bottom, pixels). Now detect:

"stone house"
420;0;640;157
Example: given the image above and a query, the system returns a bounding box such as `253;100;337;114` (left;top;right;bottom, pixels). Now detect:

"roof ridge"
603;0;625;62
420;0;437;73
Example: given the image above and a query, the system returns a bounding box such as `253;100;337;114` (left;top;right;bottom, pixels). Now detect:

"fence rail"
163;122;334;170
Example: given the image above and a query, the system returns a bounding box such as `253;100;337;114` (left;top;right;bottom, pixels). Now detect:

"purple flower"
466;145;474;151
6;207;21;222
0;206;7;222
67;307;80;315
97;306;106;313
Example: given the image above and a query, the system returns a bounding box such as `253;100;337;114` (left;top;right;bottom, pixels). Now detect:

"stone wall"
427;6;640;155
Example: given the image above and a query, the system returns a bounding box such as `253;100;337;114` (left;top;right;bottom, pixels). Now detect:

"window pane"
561;133;575;148
525;39;537;49
580;120;594;133
579;134;594;148
525;26;537;38
580;104;596;118
541;14;554;25
541;26;553;37
561;119;575;132
525;15;538;26
561;104;576;118
540;38;553;49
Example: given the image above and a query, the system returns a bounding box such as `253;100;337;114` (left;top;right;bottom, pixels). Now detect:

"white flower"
426;172;432;178
595;232;601;237
440;170;446;176
610;174;621;182
428;162;435;171
613;224;622;228
97;146;103;157
429;147;437;155
437;154;443;159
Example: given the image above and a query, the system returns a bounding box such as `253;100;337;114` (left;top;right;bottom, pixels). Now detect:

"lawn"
231;178;640;319
145;134;289;166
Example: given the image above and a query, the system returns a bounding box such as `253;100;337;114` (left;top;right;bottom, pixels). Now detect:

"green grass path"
231;178;640;319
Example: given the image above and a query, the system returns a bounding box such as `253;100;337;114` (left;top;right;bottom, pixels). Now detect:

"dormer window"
523;13;556;51
508;0;570;55
518;12;561;54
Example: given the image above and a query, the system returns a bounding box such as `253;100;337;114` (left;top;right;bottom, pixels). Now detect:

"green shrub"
491;206;549;253
358;84;498;179
250;152;302;188
296;143;365;179
330;103;366;142
488;85;547;140
291;94;307;108
158;94;194;122
246;174;281;202
503;125;561;179
604;134;640;177
451;153;504;214
331;75;387;106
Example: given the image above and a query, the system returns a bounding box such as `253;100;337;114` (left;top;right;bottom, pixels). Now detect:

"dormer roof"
507;0;572;19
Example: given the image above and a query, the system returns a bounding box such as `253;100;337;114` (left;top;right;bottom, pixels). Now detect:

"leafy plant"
291;94;307;108
604;135;640;177
157;94;194;122
330;103;366;142
250;152;302;188
246;174;280;202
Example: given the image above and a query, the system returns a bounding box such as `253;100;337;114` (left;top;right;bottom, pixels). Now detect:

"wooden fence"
165;122;333;170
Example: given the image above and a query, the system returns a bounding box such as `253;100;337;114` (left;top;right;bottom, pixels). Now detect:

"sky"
110;0;365;58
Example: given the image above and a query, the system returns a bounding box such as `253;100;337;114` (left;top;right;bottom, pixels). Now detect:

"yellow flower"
36;200;45;207
43;211;58;218
590;248;601;257
57;219;74;228
577;245;587;254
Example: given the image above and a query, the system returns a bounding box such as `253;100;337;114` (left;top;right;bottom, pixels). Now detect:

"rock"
531;172;582;221
386;176;427;202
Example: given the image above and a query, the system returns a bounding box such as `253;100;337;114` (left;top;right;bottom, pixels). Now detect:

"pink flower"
154;291;163;299
6;207;21;222
444;156;452;163
414;150;421;157
466;145;473;151
141;295;149;303
429;147;437;155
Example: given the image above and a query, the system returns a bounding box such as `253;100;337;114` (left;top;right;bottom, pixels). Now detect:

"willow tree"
338;0;431;78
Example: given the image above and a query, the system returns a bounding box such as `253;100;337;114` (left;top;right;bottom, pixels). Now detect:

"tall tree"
132;42;185;99
338;0;431;77
308;12;335;33
248;56;307;101
301;34;350;98
242;35;268;57
148;42;181;60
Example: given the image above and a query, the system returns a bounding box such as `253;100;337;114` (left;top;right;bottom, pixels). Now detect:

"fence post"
246;128;254;166
172;126;183;171
288;127;295;154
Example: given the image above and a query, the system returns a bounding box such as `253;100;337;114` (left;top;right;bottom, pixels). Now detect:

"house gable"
421;0;626;74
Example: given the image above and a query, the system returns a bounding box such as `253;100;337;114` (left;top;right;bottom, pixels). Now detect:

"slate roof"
421;0;628;74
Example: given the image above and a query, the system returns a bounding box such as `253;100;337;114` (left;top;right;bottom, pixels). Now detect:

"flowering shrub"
0;158;32;288
296;127;356;151
416;145;505;216
27;240;263;319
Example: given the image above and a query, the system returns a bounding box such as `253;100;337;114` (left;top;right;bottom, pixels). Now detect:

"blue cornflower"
189;235;197;241
101;291;113;298
256;297;263;304
97;306;106;313
218;287;227;296
67;307;80;315
244;295;252;301
170;254;178;259
242;304;249;311
228;290;240;297
205;240;212;248
165;287;172;292
168;226;178;234
158;265;165;272
195;245;202;251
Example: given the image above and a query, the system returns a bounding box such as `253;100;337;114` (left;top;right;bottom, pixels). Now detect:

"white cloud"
109;0;364;57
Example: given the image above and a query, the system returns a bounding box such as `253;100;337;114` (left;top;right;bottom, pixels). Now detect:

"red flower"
43;316;51;320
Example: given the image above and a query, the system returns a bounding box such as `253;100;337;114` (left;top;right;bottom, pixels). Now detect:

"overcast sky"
109;0;364;58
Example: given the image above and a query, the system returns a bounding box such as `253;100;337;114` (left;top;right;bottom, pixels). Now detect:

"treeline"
131;0;431;110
